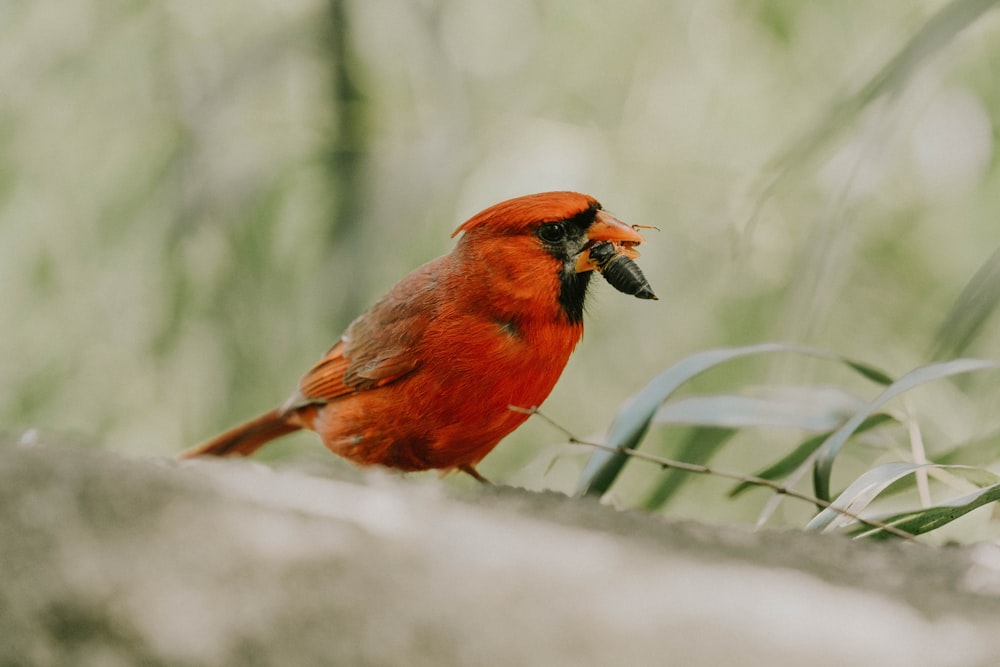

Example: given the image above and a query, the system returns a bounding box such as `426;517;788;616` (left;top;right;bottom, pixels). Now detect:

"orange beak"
574;210;645;273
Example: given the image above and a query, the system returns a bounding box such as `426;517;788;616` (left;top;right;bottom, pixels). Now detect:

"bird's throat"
558;268;592;324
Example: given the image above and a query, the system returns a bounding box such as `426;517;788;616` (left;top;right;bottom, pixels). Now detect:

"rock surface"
3;440;1000;666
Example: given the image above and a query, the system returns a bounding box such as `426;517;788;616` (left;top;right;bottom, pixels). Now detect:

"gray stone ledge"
3;440;999;666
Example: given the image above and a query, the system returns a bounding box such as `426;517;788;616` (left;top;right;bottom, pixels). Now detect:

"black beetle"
588;241;657;300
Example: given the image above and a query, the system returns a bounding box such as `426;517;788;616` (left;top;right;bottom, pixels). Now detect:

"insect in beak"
582;240;657;300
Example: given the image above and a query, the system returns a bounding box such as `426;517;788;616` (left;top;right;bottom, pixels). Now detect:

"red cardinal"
179;191;653;481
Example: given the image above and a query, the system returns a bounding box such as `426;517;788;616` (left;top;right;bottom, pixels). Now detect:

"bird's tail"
178;409;301;459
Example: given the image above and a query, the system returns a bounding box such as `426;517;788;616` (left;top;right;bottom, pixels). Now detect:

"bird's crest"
452;191;600;237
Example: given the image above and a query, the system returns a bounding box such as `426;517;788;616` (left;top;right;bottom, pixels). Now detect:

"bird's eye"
538;223;567;243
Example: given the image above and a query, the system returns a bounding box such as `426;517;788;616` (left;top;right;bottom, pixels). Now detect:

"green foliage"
574;347;1000;540
729;413;895;499
851;482;1000;539
577;343;893;496
811;358;1000;502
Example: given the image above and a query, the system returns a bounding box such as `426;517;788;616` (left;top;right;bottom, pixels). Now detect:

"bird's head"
452;191;652;323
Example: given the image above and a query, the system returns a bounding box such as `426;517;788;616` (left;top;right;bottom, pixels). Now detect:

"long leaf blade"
851;482;1000;538
653;386;866;431
812;358;1000;502
576;343;892;497
642;427;736;511
806;462;932;532
729;413;895;498
809;462;999;533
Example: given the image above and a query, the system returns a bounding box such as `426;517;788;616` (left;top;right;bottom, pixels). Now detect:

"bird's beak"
574;210;645;273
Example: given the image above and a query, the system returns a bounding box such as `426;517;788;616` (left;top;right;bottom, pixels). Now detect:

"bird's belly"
312;322;579;471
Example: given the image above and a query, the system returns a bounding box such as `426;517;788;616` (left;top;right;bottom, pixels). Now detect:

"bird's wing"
292;261;440;406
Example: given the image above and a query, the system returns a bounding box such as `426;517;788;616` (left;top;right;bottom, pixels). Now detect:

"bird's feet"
458;464;492;485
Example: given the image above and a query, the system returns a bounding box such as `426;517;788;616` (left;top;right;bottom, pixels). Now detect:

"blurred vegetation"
4;0;1000;536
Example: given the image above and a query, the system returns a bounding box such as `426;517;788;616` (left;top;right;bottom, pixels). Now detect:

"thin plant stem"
510;406;916;541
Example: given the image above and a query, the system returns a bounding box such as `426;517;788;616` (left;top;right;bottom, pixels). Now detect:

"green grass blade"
644;387;867;510
806;462;932;532
931;246;1000;360
842;361;894;386
812;359;1000;502
576;343;893;497
849;481;1000;539
729;413;895;498
642;427;736;511
653;386;866;431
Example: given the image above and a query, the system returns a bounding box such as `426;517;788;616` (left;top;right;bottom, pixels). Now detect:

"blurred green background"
4;0;1000;504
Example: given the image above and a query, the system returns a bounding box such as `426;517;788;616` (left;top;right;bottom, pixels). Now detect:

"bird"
179;191;654;482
